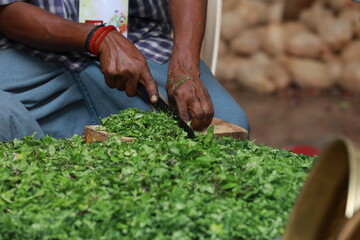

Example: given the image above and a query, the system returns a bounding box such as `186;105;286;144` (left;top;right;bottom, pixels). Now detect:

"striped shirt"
0;0;173;72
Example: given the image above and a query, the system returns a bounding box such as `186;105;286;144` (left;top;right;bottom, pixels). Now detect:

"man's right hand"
97;31;158;104
0;2;158;104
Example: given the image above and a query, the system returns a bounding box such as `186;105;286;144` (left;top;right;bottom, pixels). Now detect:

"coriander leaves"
0;109;314;239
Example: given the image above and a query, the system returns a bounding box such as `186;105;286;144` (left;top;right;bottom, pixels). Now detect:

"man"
0;0;249;141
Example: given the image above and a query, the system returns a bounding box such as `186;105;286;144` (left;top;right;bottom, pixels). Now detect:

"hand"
97;30;158;103
166;59;214;131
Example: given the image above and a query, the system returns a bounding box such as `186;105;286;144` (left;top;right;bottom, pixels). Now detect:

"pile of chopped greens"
0;108;314;240
99;108;187;140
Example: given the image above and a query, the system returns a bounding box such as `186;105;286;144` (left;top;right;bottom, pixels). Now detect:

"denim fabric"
0;0;173;70
0;48;249;141
0;90;45;141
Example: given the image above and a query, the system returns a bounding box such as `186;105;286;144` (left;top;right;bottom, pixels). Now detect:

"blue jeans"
0;48;249;141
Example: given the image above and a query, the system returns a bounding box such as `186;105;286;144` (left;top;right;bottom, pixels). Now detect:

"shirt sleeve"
0;0;27;5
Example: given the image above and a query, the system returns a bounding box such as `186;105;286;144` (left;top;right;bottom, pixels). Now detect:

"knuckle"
192;110;204;120
138;61;146;69
127;92;137;97
101;65;117;77
178;110;188;119
122;68;133;76
125;87;137;97
205;111;214;119
134;62;146;72
173;88;187;97
167;92;174;98
105;81;115;89
125;91;135;97
116;84;125;91
106;70;118;78
100;67;109;77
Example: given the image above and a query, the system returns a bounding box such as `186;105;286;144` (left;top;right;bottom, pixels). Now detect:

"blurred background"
215;0;360;151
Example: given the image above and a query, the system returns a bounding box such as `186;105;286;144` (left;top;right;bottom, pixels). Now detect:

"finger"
198;103;214;130
196;86;214;118
101;60;117;89
199;90;215;120
201;102;215;121
125;73;140;97
168;96;177;112
139;69;158;103
188;98;207;131
105;76;116;89
115;76;126;91
175;98;190;123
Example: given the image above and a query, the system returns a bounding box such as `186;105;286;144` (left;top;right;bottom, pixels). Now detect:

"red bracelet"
93;25;116;56
88;25;117;56
89;27;105;54
85;24;105;52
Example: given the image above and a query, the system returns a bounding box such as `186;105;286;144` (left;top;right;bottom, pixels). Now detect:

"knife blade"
137;83;195;139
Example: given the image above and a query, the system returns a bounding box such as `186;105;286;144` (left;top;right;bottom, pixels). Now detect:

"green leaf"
0;108;314;240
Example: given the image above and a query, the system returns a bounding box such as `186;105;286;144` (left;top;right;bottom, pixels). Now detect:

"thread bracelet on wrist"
93;25;117;56
85;24;105;53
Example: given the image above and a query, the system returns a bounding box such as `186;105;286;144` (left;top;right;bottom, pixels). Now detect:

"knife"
137;83;195;139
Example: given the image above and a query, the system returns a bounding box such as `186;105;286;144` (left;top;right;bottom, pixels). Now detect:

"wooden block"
198;118;248;139
83;118;248;143
82;126;134;144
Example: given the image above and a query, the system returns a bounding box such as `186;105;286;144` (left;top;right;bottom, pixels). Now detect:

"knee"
217;107;249;131
239;116;250;133
0;102;44;141
235;110;250;134
0;106;20;141
0;103;20;126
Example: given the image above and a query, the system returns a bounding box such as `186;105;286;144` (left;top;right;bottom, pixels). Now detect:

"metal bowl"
283;138;360;240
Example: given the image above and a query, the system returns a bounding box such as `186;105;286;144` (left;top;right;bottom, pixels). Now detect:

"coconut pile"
216;0;360;93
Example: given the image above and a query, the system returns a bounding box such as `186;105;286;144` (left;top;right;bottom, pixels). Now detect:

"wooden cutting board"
83;118;248;143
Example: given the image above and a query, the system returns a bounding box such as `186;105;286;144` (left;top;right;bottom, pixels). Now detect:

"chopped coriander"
0;108;314;239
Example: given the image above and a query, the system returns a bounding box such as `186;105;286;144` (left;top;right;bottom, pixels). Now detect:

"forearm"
168;0;207;62
0;2;92;52
166;0;213;130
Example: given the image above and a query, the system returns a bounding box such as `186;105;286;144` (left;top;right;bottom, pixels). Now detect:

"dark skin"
168;0;214;130
0;0;214;130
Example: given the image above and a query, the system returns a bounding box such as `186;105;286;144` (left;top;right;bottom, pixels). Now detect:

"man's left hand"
166;59;214;131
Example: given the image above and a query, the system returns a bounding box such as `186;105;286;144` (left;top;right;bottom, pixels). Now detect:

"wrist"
85;25;116;56
167;58;200;91
171;43;201;62
85;24;105;53
170;52;200;71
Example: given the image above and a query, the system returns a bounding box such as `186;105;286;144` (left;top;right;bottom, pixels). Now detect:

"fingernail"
151;95;158;103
